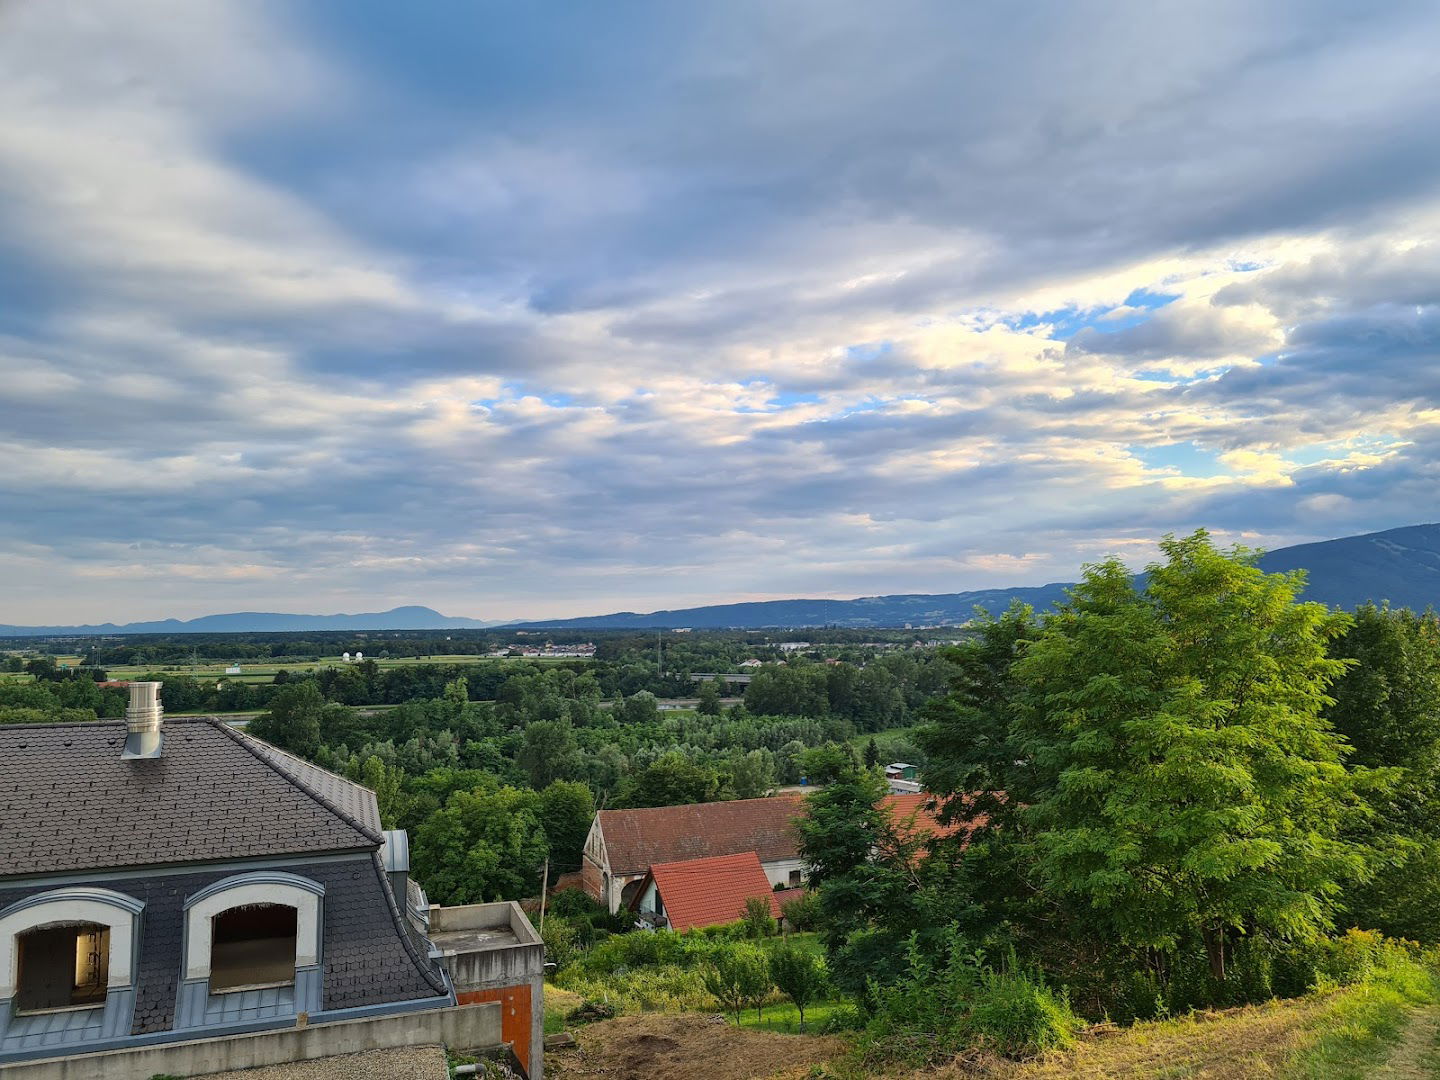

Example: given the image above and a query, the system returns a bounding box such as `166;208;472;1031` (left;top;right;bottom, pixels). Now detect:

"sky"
4;1;1440;624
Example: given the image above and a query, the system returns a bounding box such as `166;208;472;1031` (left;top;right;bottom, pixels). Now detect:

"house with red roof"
627;852;781;932
581;792;950;913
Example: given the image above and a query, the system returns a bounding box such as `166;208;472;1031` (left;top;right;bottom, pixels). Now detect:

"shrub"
741;895;778;938
965;968;1078;1057
781;891;822;932
858;934;1078;1066
542;916;581;971
555;962;712;1013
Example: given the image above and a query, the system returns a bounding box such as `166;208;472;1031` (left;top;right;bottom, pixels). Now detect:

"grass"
1283;959;1440;1079
544;984;583;1035
736;998;849;1034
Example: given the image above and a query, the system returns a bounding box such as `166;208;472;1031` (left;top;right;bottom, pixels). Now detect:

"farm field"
12;653;591;686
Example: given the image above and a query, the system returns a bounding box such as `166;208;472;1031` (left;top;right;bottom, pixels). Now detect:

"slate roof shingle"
635;851;781;931
597;792;952;875
0;718;383;878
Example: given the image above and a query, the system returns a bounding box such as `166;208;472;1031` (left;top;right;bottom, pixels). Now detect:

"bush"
576;929;711;974
555;962;712;1012
965;968;1078;1057
858;934;1078;1066
542;916;581;971
781;891;822;932
741;895;777;938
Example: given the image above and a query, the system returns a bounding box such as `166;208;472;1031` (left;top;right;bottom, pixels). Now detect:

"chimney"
121;681;164;759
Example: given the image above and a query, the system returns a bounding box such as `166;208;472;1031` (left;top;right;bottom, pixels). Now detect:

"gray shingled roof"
0;718;384;878
238;732;384;834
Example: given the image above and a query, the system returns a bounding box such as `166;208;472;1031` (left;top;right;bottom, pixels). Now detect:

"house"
884;763;923;794
0;681;544;1076
738;659;763;669
581;793;950;913
628;852;780;932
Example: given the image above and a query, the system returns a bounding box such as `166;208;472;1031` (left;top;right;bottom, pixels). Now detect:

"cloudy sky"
4;1;1440;624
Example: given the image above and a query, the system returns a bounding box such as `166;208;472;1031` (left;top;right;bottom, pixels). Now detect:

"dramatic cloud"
4;0;1440;622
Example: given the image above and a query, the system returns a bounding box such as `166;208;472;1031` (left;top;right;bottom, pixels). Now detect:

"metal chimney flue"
121;680;164;759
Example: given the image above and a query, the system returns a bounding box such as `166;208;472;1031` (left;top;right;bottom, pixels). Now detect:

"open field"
40;653;593;685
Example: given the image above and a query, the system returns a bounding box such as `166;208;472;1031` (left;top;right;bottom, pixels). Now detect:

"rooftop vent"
121;681;164;760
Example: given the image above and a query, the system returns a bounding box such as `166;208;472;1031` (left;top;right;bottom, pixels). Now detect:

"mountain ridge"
0;605;499;637
5;523;1440;636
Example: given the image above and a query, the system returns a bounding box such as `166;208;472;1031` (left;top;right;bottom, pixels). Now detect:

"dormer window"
209;904;298;993
14;923;109;1012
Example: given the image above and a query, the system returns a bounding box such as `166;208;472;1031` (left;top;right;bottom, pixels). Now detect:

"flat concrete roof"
429;925;522;955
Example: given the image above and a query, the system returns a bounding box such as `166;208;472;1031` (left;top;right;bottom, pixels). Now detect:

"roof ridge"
601;794;803;816
212;720;384;847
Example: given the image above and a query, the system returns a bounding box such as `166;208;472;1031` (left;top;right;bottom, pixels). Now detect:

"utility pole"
538;857;550;933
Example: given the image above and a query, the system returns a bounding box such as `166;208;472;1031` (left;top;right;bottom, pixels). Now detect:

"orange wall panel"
457;984;534;1072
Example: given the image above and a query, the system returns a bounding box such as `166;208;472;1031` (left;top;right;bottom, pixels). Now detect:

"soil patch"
547;1011;845;1080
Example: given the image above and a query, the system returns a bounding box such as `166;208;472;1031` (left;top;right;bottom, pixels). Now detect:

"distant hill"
513;522;1440;629
0;605;498;638
7;524;1440;637
1255;523;1440;610
510;584;1075;630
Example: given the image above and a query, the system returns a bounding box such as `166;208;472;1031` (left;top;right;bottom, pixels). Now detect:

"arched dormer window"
0;889;143;1014
183;873;324;991
0;888;143;1053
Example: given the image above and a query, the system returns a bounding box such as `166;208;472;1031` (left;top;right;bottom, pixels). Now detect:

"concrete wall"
431;902;545;1080
1;1001;500;1080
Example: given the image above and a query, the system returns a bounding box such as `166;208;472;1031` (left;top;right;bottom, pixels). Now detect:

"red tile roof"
637;851;781;932
772;887;806;908
597;796;805;874
598;792;954;874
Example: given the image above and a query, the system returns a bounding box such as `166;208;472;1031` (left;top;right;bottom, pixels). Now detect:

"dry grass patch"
906;996;1333;1080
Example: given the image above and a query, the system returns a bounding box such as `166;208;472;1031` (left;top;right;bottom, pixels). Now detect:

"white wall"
0;895;139;999
760;858;806;890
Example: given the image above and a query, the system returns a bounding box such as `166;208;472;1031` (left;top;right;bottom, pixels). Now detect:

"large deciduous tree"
1326;604;1440;940
1009;532;1368;980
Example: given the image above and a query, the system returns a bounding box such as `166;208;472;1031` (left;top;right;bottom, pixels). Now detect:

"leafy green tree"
797;742;859;786
745;666;829;718
921;601;1036;829
538;780;595;873
703;943;772;1024
517;719;578;789
740;895;777;938
696;678;724;716
618;691;661;726
617;753;719;808
248;681;326;758
1326;605;1440;940
728;748;775;800
769;943;828;1029
358;754;405;828
412;782;549;904
864;737;880;769
1010;532;1369;981
798;763;921;953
